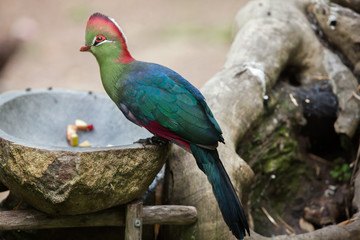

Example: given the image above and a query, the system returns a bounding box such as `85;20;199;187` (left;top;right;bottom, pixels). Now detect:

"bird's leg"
134;136;169;147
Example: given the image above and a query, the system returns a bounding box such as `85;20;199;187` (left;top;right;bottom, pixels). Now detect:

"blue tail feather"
190;144;249;240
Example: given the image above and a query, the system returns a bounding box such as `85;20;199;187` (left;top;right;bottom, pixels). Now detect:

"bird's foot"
134;136;169;147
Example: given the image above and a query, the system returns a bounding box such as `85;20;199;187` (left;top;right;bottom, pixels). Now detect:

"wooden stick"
125;199;143;240
0;205;197;231
143;205;198;225
277;215;295;235
261;207;279;228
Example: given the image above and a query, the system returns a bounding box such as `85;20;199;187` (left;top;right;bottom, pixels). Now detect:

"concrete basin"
0;89;168;215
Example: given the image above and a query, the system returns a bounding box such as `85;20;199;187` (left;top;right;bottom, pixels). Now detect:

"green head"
80;13;134;64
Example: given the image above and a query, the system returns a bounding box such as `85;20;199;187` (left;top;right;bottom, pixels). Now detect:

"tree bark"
163;0;360;239
331;0;360;13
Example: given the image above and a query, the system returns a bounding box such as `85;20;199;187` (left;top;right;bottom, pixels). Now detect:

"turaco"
80;12;250;240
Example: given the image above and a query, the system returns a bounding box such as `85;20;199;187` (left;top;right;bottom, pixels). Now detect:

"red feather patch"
142;121;191;151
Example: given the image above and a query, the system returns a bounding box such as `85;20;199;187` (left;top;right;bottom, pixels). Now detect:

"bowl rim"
0;89;148;153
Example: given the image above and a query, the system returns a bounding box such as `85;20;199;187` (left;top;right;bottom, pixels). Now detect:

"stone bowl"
0;89;168;215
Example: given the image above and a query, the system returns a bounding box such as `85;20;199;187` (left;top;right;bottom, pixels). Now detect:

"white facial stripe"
96;39;113;46
101;39;113;45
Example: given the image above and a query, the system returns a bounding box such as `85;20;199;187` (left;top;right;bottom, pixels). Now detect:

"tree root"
163;0;360;239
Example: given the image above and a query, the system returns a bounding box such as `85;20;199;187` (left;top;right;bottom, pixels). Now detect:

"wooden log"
0;208;125;231
142;205;198;225
0;205;197;231
125;199;143;240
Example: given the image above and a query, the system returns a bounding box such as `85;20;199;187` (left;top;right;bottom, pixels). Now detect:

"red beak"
80;45;91;52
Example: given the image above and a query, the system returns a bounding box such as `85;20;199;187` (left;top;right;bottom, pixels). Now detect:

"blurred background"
0;0;248;93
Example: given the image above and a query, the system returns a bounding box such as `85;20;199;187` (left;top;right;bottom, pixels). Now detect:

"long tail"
190;144;249;240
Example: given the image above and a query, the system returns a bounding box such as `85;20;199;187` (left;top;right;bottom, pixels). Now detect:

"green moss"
238;104;307;236
330;158;352;182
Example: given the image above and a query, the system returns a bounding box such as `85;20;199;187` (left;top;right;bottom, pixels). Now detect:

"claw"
134;136;168;147
134;138;150;148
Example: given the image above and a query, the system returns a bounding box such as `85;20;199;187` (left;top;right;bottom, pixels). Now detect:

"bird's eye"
93;35;106;46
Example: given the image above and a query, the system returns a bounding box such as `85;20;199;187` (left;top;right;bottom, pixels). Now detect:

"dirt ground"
0;0;248;93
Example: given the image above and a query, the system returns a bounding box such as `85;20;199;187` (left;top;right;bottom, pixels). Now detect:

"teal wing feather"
117;61;223;146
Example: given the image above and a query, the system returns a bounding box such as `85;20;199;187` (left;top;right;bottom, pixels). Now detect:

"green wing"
118;62;222;146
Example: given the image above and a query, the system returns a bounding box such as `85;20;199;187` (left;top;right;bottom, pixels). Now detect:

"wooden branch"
271;216;360;240
142;205;198;225
0;209;124;231
125;199;143;240
0;205;197;231
247;217;360;240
